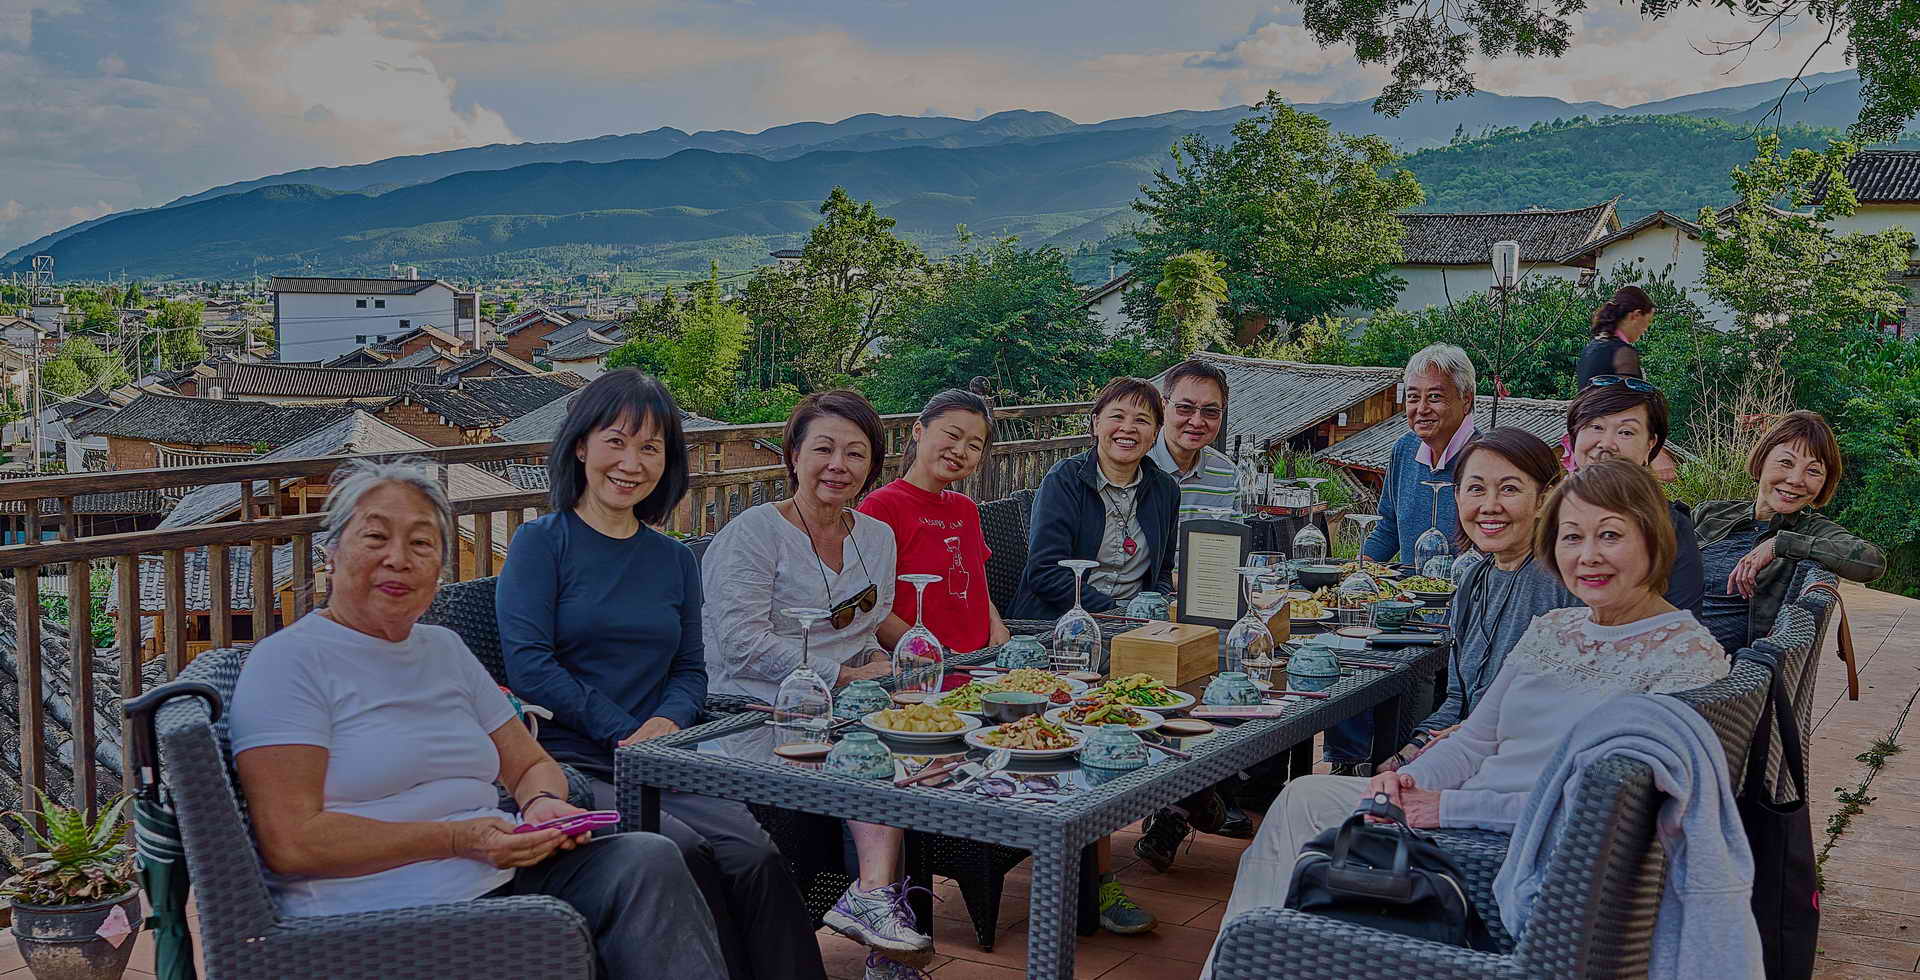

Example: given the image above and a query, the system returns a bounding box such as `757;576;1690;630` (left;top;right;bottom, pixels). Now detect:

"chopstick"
1149;742;1194;760
740;704;859;731
1341;660;1399;671
1263;690;1333;700
895;760;966;787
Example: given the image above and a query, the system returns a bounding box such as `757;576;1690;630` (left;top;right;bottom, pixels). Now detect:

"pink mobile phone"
514;810;620;835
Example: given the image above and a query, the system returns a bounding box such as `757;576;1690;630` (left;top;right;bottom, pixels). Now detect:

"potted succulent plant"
1;793;142;980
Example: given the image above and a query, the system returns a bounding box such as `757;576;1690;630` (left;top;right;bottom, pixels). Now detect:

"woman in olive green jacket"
1693;411;1886;653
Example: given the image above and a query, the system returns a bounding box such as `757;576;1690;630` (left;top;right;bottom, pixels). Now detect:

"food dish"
1093;672;1199;711
997;668;1088;699
863;704;984;743
1399;575;1456;595
936;682;996;712
1338;558;1402;578
1046;701;1164;733
1287;596;1330;620
964;715;1084;759
936;673;1086;712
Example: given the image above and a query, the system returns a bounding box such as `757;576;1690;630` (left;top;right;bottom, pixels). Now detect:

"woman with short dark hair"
498;369;824;980
1564;377;1705;612
1693;410;1886;653
1010;377;1179;620
701;390;935;971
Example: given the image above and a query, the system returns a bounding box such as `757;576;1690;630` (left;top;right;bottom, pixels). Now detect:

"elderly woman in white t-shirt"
1201;460;1729;977
228;458;724;978
702;390;937;970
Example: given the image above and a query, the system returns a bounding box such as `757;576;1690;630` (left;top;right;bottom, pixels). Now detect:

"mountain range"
6;69;1895;280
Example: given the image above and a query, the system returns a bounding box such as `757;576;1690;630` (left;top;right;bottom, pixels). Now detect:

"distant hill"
9;69;1883;266
14;70;1915;281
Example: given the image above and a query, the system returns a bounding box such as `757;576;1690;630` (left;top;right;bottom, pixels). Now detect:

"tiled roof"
0;490;166;515
542;330;619;362
441;348;542;378
47;388;111;422
323;347;392;368
1827;149;1920;204
223;362;437;399
500;308;571;335
375;324;464;352
1082;272;1133;305
1159;352;1403;450
80;392;354;447
157;411;520;552
396;373;584;429
506;463;550;490
1316;395;1571;472
388;346;459;369
1399;200;1619;265
268;276;443;295
493;388;729;444
1556;210;1704;263
106;540;325;614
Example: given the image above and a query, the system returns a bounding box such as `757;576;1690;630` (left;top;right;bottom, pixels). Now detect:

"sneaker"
1184;789;1229;835
1329;762;1375;777
824;881;935;965
1133;810;1191;873
1097;881;1158;935
1214;803;1256;840
863;953;932;980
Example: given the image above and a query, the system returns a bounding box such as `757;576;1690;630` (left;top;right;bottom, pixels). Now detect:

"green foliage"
867;238;1116;412
1155;251;1229;359
661;264;750;417
1296;0;1914;141
35;569;115;649
738;189;928;391
0;792;134;907
144;300;208;371
714;384;805;424
605;334;672;376
48;336;129;393
1119;94;1423;341
39;356;90;398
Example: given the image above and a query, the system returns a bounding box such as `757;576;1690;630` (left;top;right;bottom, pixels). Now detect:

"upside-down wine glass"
1415;481;1456;580
1229;552;1290;685
1291;478;1330;563
893;574;946;693
774;607;835;744
1053;559;1102;675
1346;513;1384;560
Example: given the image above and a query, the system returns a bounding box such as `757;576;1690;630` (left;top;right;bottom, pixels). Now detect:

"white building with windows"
269;275;478;362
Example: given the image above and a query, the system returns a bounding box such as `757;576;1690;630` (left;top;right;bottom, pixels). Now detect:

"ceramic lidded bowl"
1369;600;1422;629
1125;591;1172;621
995;635;1051;670
1080;723;1150;771
835;679;892;720
980;690;1050;724
824;730;895;779
1203;671;1262;706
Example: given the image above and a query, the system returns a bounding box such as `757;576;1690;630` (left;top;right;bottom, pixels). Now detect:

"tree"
1117;94;1423;345
40;355;90;397
1295;0;1919;141
1697;135;1914;409
1155;251;1230;359
51;336;129;391
662;264;750;417
738;189;927;390
868;238;1128;412
143;300;208;372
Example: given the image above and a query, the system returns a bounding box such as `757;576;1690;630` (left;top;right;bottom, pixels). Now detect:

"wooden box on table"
1109;622;1220;687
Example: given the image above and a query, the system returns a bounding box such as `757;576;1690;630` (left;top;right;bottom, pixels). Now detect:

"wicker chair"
152;648;595;979
978;494;1031;614
1211;594;1833;980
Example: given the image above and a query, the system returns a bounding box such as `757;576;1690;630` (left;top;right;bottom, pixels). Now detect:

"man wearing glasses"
1136;359;1254;874
1147;359;1239;520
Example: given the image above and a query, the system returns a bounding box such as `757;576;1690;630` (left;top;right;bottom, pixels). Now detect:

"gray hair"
1404;343;1477;400
320;457;455;567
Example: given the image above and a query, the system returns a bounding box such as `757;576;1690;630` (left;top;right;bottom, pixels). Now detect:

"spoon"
950;748;1013;791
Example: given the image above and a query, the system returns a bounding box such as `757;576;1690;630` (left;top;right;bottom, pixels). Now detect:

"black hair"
1567;381;1670;465
902;389;995;469
783;390;889;497
1161;358;1230;403
1590;285;1655;338
546;369;689;524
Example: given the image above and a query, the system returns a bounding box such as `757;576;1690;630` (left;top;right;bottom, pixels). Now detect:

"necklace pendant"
1123;536;1138;557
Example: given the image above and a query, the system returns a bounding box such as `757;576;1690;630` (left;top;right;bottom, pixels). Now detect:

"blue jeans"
1322;715;1373;764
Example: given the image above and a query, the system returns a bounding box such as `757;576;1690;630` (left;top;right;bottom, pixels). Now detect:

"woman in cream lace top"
1203;460;1727;974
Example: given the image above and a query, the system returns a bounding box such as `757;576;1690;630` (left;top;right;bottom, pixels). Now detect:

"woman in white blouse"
702;390;932;971
1204;459;1728;974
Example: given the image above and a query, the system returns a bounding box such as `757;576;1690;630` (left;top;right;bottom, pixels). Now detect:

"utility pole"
28;341;42;473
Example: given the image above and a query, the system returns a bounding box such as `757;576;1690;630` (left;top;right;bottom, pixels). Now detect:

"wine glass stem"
913;582;927;626
1072;566;1085;610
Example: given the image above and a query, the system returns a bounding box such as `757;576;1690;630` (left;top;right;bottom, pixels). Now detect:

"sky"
0;0;1856;253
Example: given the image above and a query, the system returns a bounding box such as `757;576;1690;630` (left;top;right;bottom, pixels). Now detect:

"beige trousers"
1201;774;1374;979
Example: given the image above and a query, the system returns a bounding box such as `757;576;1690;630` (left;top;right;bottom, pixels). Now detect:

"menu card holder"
1177;518;1251;630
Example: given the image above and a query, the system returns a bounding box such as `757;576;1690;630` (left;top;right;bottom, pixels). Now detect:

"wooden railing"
0;401;1092;822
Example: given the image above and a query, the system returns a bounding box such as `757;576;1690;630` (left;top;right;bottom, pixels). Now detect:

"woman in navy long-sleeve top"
497;370;824;980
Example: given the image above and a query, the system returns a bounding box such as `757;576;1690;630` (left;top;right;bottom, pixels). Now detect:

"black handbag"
1286;793;1496;951
1740;661;1819;980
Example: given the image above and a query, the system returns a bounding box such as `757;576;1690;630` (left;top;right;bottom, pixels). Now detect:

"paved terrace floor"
1;582;1912;979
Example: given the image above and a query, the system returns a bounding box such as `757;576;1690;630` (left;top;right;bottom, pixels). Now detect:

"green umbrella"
126;682;219;980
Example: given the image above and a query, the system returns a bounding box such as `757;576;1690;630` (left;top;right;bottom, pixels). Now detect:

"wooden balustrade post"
16;565;44;829
293;532;315;617
68;559;96;815
208;543;232;650
505;507;525;546
115;555;140;791
163;549;186;679
252;538;275;640
475;512;494;578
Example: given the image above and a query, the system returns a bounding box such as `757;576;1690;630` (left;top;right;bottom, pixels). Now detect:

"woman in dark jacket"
1693;410;1886;653
1576;285;1655;389
1011;377;1180;620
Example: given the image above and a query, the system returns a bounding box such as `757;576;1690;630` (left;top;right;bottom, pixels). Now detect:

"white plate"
1045;705;1165;733
861;710;983;743
1088;683;1198;713
1290;611;1336;623
963;723;1085;760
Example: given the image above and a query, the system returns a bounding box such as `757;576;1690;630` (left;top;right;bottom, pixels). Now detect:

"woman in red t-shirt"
862;389;1011;654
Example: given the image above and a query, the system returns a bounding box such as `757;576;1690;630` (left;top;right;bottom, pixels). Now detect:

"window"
398;320;409;330
374;299;386;309
356;299;368;308
377;334;388;342
456;296;475;319
356;335;367;344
